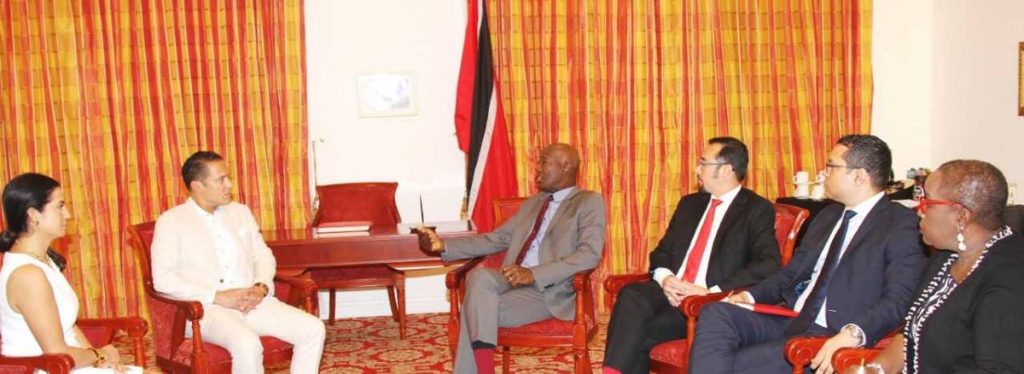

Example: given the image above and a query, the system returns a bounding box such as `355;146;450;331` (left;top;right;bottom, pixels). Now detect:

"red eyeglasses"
916;198;966;214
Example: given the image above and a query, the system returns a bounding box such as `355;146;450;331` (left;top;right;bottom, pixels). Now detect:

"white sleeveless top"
0;253;82;356
0;253;141;373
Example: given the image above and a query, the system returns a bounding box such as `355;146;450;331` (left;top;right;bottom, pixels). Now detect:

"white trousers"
199;297;325;374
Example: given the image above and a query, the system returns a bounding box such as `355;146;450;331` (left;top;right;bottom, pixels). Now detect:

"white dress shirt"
188;198;250;290
520;186;576;268
793;191;884;327
652;185;742;291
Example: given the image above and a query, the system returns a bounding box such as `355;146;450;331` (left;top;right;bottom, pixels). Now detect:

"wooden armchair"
785;329;897;373
306;182;408;337
0;317;148;374
129;222;318;373
445;197;600;374
603;202;809;373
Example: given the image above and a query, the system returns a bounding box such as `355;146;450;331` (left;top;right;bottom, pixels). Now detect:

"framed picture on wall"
1019;42;1023;116
357;72;418;117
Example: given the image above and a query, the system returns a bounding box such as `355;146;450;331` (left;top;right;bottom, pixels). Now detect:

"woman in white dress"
0;173;140;373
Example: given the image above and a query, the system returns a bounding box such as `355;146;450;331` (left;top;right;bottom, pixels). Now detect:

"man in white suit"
151;151;325;374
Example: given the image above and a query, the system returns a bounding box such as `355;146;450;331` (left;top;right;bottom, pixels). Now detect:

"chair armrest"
149;292;204;321
572;270;596;324
78;317;148;344
679;291;730;318
0;354;74;373
274;273;319;314
832;348;883;372
572;270;595;292
785;336;831;371
147;289;206;366
78;317;148;366
602;273;649;307
445;257;485;291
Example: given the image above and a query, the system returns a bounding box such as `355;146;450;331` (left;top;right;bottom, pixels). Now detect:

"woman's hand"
95;344;123;369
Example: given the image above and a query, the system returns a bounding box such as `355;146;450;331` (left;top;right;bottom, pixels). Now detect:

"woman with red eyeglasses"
846;160;1024;374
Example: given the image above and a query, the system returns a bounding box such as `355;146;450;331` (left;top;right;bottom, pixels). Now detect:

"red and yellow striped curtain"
488;0;872;310
0;0;309;318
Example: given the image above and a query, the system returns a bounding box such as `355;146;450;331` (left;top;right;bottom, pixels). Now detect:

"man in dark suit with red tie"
688;134;927;374
416;143;606;374
602;137;781;374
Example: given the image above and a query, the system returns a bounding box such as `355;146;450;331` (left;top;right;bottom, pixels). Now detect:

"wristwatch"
843;323;866;347
254;282;270;297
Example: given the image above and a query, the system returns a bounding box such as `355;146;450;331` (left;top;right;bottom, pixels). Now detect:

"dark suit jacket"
910;232;1024;373
647;188;780;291
442;189;606;320
747;198;926;346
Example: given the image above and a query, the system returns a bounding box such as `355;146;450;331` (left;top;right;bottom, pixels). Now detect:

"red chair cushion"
649;339;687;367
172;337;292;365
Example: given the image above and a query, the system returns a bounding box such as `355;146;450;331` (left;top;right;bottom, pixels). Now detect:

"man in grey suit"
416;143;606;374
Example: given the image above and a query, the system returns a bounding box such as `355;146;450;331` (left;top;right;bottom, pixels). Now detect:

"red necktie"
681;198;723;282
515;195;554;265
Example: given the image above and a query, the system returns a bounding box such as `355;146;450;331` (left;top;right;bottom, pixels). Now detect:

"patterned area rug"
117;313;612;373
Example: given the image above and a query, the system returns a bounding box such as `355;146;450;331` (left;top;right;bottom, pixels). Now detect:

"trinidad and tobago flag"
454;0;518;232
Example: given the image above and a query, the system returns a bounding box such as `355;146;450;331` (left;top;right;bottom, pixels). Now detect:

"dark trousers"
603;281;689;374
687;302;833;374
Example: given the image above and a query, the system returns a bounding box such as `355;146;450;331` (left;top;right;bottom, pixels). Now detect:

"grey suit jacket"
441;189;606;320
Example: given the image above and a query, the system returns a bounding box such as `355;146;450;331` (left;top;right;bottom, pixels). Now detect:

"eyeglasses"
823;162;861;176
916;197;967;214
697;159;728;168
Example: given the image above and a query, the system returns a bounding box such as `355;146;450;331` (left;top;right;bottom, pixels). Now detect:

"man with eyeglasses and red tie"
602;137;782;374
688;134;927;374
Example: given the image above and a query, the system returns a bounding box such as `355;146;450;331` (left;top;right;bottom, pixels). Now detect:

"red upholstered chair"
772;203;810;266
785;329;897;374
446;197;600;374
304;182;409;337
603;202;810;373
0;253;149;374
129;222;317;373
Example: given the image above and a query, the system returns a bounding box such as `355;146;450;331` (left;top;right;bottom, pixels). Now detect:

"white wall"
873;0;1023;203
871;0;935;177
305;0;467;318
930;0;1024;203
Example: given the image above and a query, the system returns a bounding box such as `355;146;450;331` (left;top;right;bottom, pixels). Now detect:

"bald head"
932;160;1008;230
535;143;581;192
547;143;580;174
